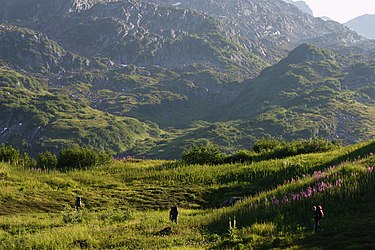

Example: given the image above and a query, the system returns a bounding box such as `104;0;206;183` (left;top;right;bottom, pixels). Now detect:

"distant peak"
282;0;313;16
280;44;335;65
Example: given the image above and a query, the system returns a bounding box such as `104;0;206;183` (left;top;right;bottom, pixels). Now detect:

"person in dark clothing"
313;205;324;232
75;194;82;211
169;206;178;224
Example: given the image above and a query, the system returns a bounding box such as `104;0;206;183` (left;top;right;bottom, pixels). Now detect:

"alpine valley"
0;0;374;158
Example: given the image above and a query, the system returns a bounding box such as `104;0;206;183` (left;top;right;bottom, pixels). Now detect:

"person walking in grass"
313;205;324;232
169;206;178;224
75;194;82;211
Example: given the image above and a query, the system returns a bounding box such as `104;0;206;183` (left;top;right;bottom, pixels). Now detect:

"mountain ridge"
0;0;374;158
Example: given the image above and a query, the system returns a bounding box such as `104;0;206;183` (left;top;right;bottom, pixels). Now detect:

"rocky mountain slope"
345;14;375;40
283;0;313;16
0;0;268;80
146;0;371;60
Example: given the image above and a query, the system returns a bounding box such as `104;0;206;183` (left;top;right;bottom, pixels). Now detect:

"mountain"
319;16;333;22
223;44;375;143
283;0;313;16
345;14;375;40
0;0;268;80
1;0;371;66
0;23;164;154
0;0;374;158
0;63;162;154
0;23;91;73
146;0;370;60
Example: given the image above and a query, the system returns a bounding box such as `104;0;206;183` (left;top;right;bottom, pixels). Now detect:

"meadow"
0;140;374;249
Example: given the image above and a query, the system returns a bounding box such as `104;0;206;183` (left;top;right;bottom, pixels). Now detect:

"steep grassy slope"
0;140;374;249
223;44;375;143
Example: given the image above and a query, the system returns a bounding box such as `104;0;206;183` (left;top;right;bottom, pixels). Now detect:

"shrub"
57;147;112;170
20;152;37;169
0;144;36;168
182;144;225;165
253;139;283;153
0;144;21;164
37;151;58;170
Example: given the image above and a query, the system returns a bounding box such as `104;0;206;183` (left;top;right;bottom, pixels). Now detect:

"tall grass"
206;154;375;233
0;140;374;249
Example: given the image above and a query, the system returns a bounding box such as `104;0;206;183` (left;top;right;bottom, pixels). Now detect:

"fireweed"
271;164;375;205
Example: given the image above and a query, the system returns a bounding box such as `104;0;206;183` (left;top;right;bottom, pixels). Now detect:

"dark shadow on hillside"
150;141;375;210
298;205;375;249
325;140;375;166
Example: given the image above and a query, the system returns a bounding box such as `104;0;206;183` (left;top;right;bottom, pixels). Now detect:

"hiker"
75;194;82;211
313;205;324;232
169;206;178;224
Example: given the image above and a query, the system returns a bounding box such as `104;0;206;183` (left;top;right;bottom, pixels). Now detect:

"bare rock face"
1;0;370;68
145;0;367;60
0;0;109;17
283;0;313;16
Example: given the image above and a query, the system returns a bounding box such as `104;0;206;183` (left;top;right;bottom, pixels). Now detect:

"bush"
253;139;283;153
20;152;37;169
0;144;36;168
182;144;225;165
0;144;21;164
37;151;58;170
57;147;112;170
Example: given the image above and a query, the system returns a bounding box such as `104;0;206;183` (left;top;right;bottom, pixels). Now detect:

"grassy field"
0;140;374;249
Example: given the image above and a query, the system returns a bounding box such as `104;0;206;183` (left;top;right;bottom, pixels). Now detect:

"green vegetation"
0;144;36;168
223;44;375;147
0;20;374;160
57;147;112;171
0;140;374;249
181;138;337;165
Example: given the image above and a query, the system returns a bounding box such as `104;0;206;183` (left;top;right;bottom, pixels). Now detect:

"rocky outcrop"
1;0;265;78
1;0;372;75
283;0;313;16
145;0;369;61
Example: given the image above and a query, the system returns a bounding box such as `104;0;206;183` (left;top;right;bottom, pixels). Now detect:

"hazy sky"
302;0;375;23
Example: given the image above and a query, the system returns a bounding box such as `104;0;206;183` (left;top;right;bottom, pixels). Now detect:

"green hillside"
0;140;374;249
0;65;163;155
223;44;375;143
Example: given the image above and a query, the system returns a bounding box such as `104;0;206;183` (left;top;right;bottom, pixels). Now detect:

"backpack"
318;206;324;219
75;196;82;207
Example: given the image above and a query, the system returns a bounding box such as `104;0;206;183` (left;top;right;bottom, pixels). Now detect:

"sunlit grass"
0;140;374;248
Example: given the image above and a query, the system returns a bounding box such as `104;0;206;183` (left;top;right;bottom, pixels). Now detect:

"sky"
302;0;375;23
